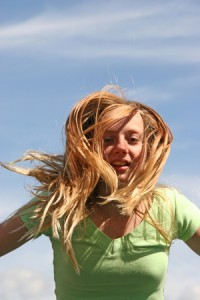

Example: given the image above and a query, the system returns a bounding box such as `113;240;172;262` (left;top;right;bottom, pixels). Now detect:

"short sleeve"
172;189;200;241
20;195;52;238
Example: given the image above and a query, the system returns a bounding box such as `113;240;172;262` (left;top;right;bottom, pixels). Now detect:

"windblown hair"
1;86;173;271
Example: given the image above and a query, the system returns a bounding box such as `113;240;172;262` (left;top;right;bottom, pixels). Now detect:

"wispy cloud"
173;140;200;151
0;267;54;300
127;85;173;104
169;74;200;89
161;173;200;204
0;0;199;63
125;70;200;106
165;266;200;300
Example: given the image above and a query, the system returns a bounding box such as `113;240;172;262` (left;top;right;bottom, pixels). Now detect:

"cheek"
102;149;108;160
132;144;143;159
102;146;112;160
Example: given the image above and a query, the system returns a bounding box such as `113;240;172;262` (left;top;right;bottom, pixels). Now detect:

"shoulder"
154;186;200;241
154;186;200;218
19;192;53;238
154;186;197;207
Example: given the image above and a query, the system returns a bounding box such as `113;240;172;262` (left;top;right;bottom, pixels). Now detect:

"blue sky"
0;0;200;299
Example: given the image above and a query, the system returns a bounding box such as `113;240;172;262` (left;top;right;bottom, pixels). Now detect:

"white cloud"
125;76;198;106
179;284;200;300
127;85;173;104
169;74;200;89
161;173;200;204
165;266;200;300
0;1;199;63
173;140;200;151
0;267;55;300
0;5;161;46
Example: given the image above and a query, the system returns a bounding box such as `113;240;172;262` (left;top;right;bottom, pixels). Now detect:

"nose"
114;138;128;153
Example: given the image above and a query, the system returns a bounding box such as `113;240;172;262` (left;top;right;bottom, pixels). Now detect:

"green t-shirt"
20;188;200;300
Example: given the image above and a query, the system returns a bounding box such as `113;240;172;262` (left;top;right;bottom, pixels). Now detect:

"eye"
129;136;139;144
103;137;114;144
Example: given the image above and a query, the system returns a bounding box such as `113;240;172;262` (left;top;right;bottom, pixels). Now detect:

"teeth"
113;162;127;166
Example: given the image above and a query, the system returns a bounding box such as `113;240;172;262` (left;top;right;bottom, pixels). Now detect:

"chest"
50;224;169;300
89;206;144;239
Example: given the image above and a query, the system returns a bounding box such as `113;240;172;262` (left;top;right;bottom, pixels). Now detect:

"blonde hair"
1;87;173;271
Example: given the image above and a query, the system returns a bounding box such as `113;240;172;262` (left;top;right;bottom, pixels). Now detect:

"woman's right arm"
0;216;31;256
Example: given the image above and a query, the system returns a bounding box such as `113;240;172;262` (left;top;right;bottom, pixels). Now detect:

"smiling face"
102;111;144;184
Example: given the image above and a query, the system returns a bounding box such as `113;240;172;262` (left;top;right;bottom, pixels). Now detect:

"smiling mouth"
111;161;130;167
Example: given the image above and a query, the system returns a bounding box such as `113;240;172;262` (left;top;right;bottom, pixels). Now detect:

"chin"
117;177;128;187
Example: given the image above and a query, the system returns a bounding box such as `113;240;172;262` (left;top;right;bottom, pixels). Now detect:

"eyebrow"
104;129;143;135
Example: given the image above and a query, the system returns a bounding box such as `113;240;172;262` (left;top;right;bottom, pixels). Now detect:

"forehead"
104;111;144;134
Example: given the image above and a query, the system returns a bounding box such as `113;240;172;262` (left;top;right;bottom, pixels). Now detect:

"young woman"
0;88;200;300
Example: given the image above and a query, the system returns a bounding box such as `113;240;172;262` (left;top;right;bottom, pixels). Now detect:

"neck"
95;180;111;197
99;201;122;218
87;180;120;217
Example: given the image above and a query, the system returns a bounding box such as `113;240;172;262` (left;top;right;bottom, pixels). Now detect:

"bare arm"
0;216;31;256
185;226;200;255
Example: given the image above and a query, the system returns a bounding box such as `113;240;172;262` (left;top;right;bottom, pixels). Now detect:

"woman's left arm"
185;226;200;255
